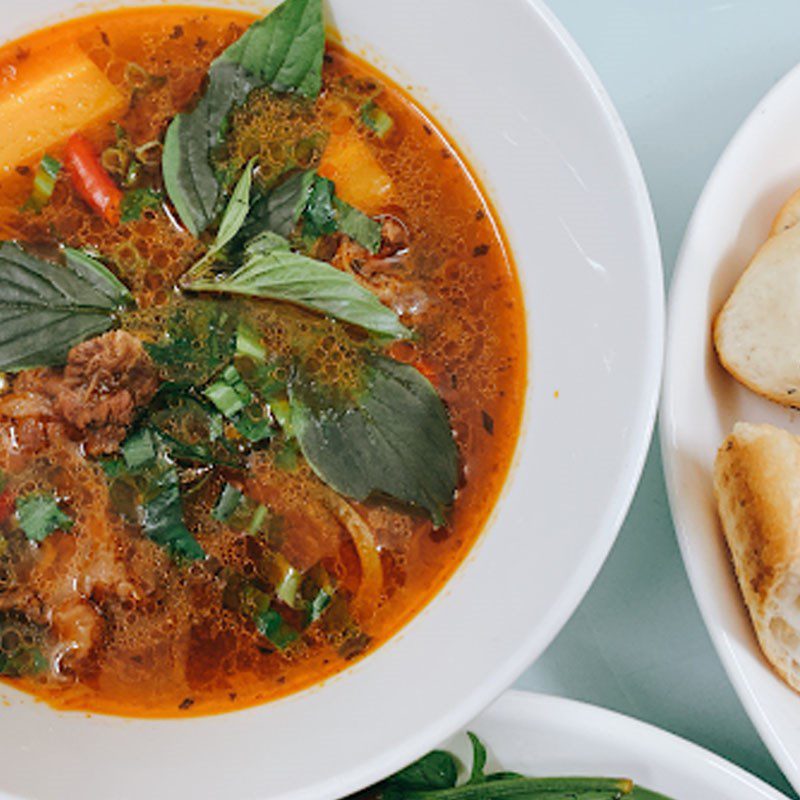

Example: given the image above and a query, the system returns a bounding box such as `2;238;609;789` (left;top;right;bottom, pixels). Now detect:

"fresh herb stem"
391;777;633;799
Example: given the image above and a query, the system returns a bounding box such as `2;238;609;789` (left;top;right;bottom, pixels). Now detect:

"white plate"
0;2;662;799
662;61;800;794
443;691;788;800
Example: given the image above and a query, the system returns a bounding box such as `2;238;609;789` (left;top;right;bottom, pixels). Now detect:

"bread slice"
714;422;800;692
771;187;800;236
714;222;800;405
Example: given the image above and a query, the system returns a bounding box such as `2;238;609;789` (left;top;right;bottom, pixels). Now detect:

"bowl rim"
661;57;800;796
0;2;663;798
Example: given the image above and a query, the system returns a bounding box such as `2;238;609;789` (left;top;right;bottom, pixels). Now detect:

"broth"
0;4;525;717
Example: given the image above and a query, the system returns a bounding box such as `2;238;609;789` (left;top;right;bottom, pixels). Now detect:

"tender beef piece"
57;331;159;455
15;331;159;456
377;215;409;258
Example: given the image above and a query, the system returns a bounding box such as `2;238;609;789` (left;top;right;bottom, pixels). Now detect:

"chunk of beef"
17;331;159;456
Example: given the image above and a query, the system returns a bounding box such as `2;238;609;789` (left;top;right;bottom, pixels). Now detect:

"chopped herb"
360;100;394;138
122;428;157;470
481;410;494;435
472;243;490;257
120;187;162;223
247;504;269;536
24;153;61;212
204;364;253;418
302;174;337;236
255;607;299;649
235;320;266;361
212;483;243;522
15;492;73;543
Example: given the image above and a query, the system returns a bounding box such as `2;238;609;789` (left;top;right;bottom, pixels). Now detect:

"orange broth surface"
0;6;525;717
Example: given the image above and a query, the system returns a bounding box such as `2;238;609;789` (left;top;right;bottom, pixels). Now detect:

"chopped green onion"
276;566;302;608
122;428;157;471
15;492;73;543
25;154;62;212
236;320;266;361
360;101;394;138
98;458;126;479
307;588;332;623
212;484;243;522
204;365;252;418
255;608;299;650
247;504;269;536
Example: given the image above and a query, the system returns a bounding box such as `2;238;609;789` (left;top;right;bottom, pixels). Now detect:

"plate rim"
661;58;800;796
465;690;790;799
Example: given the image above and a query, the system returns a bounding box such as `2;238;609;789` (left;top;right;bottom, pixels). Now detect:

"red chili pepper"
0;490;14;525
64;133;122;224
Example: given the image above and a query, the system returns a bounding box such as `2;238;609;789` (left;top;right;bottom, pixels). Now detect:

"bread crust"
715;422;800;693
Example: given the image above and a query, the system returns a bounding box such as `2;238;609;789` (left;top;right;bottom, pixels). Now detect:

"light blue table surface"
514;2;800;796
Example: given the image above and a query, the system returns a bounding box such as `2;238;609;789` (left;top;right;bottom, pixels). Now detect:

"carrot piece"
318;123;393;213
0;43;125;174
65;133;122;224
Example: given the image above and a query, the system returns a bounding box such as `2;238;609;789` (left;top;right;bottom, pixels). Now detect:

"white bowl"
662;61;800;795
447;691;789;799
0;2;662;798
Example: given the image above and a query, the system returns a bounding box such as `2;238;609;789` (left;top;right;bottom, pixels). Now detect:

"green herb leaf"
162;0;324;235
289;355;458;525
360;100;394;139
25;153;61;212
303;175;337;237
122;428;157;470
15;492;73;543
120;188;162;223
255;607;299;649
212;483;243;522
145;301;237;384
465;732;487;784
0;242;132;371
204;364;253;418
186;233;409;339
334;196;382;253
219;0;324;99
242;169;315;240
243;171;381;253
214;157;256;252
142;462;205;561
0;614;48;677
384;751;459;792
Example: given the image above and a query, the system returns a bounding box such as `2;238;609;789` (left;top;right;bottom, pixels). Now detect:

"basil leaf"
186;233;409;339
242;170;315;240
0;614;48;677
211;157;257;254
384;750;459;792
219;0;324;98
303;175;337;236
244;171;381;252
0;242;131;371
15;492;73;543
334;197;382;253
289;354;459;525
162;0;324;235
142;464;205;561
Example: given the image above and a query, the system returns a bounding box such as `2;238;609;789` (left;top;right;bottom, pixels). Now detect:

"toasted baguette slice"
771;187;800;236
714;222;800;405
715;422;800;693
